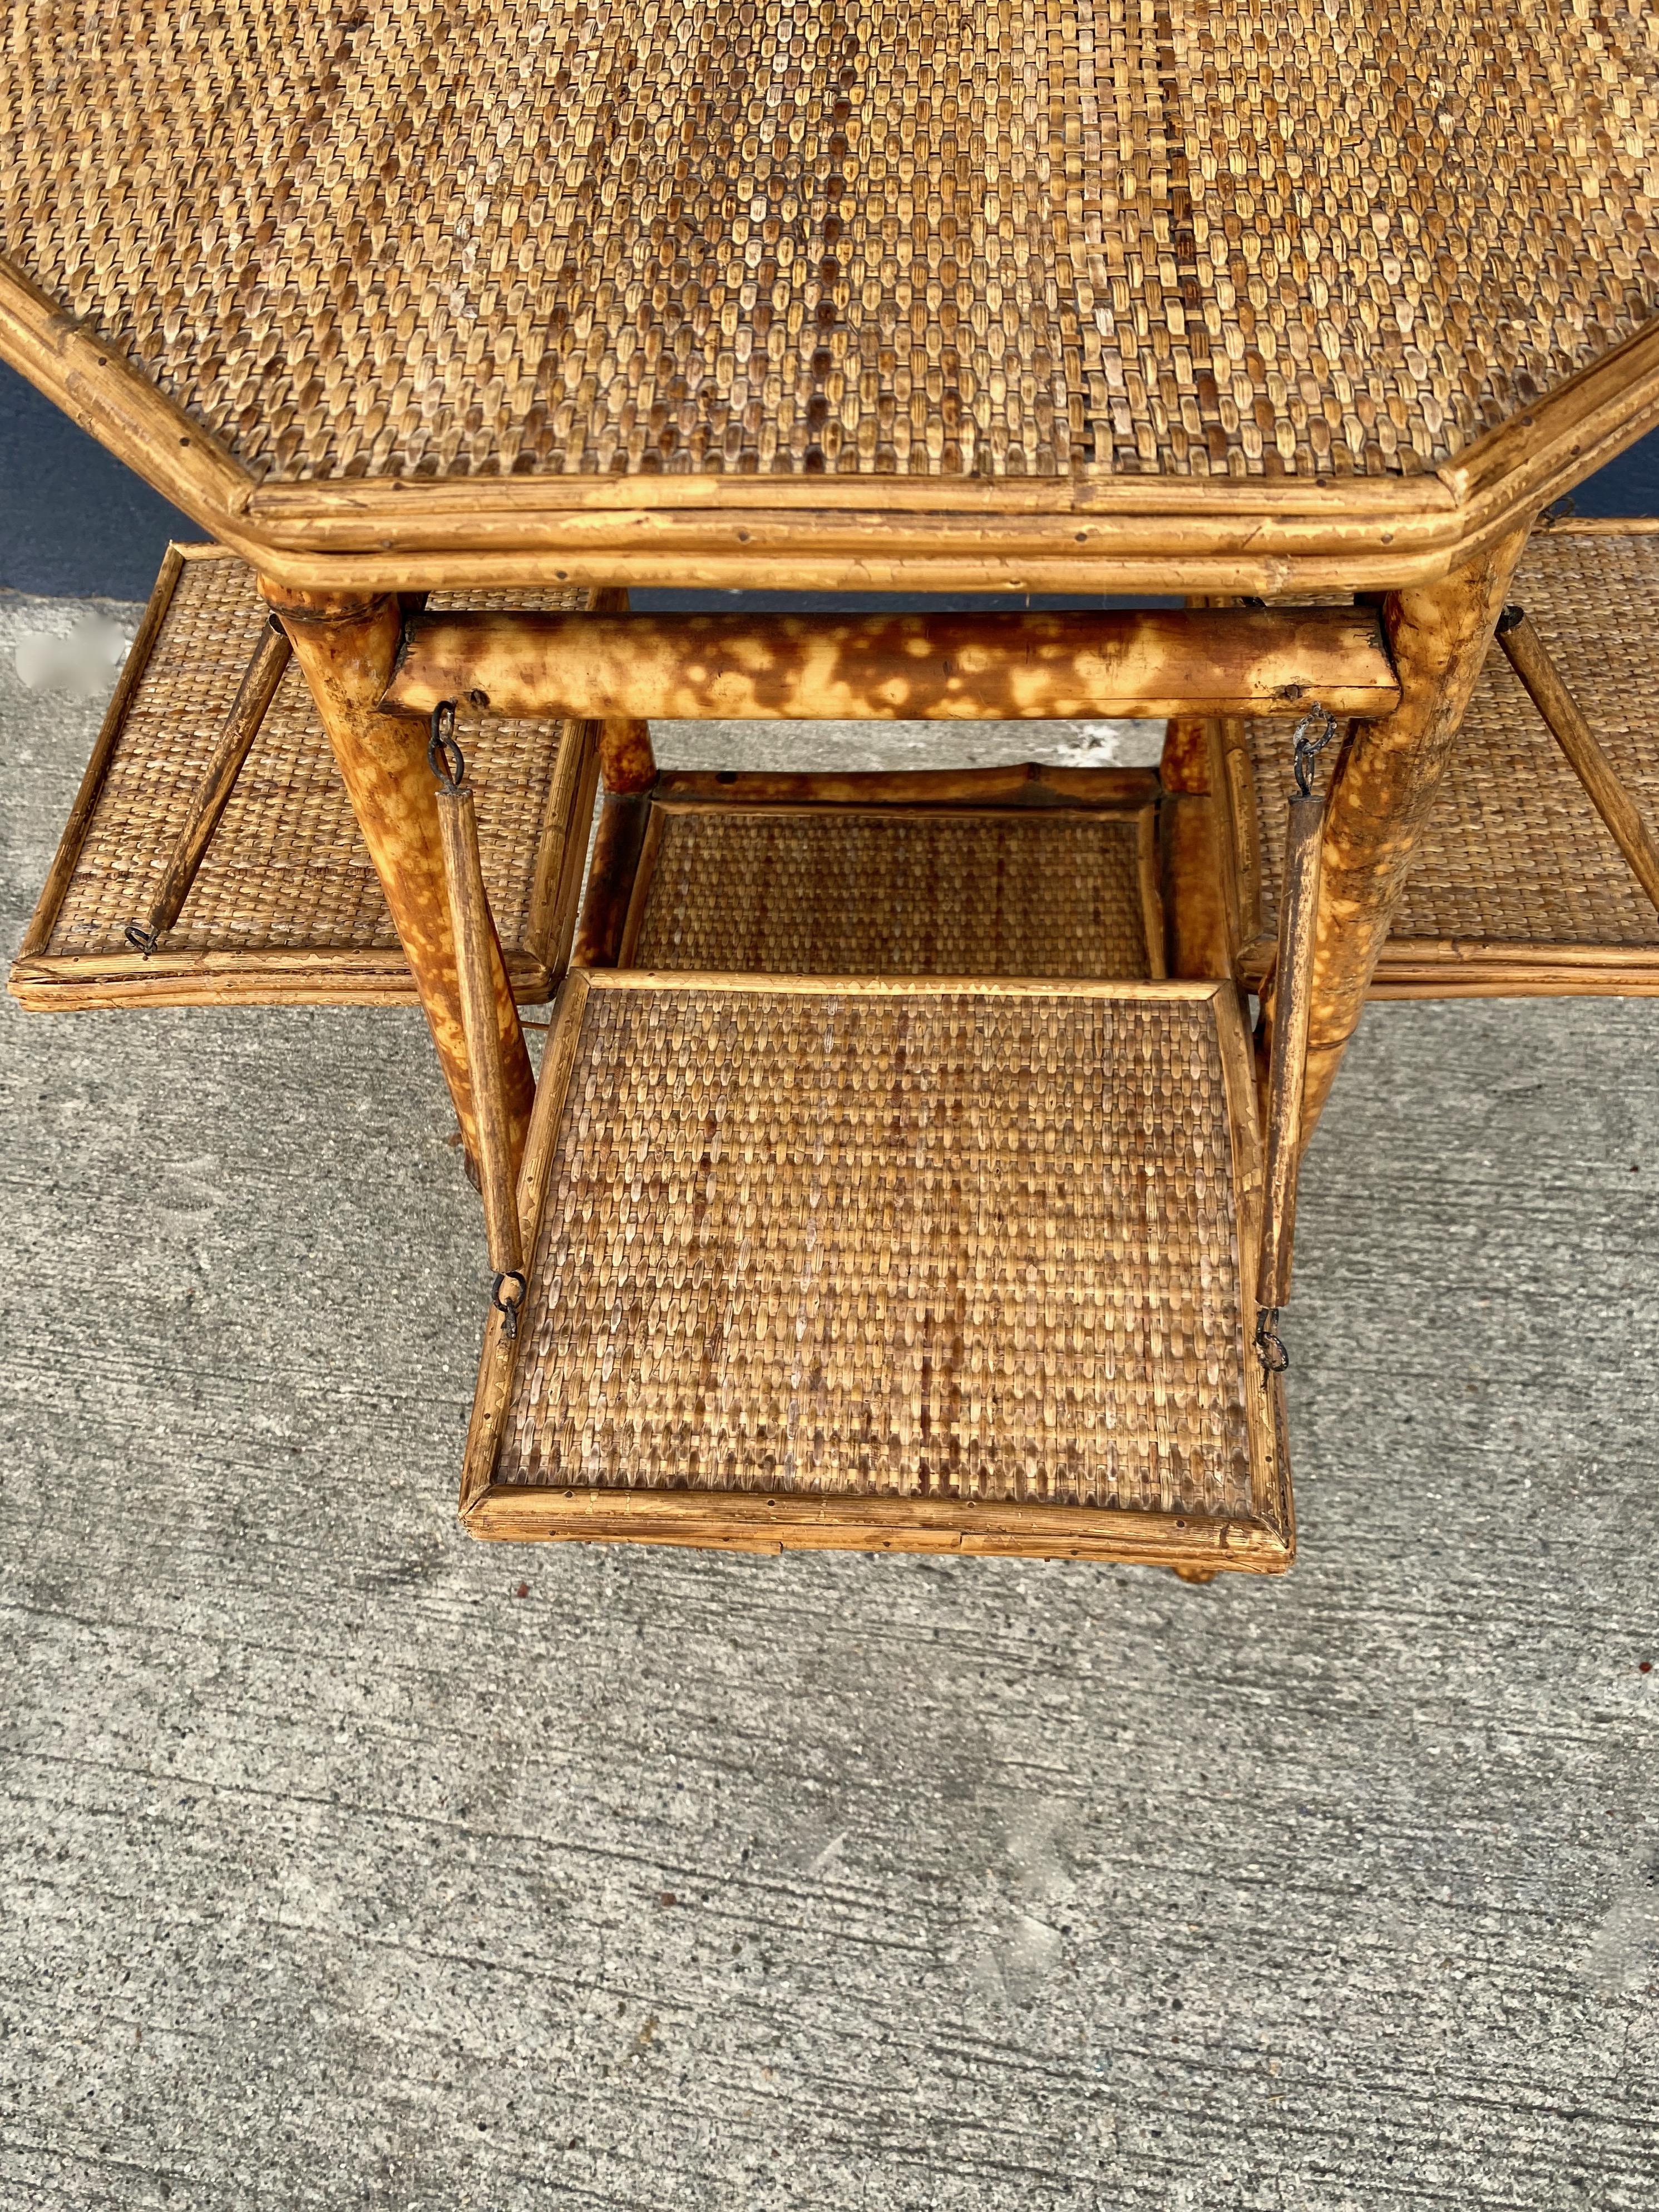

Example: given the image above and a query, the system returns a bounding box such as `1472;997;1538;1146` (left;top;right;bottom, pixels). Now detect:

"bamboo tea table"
4;1;1657;1564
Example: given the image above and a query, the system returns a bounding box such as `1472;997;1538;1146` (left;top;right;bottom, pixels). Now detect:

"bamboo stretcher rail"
651;763;1161;808
383;608;1400;724
1535;516;1659;535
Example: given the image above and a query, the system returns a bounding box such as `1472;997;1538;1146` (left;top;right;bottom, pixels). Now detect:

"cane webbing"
4;3;1653;486
1248;530;1659;953
626;802;1157;977
496;979;1282;1539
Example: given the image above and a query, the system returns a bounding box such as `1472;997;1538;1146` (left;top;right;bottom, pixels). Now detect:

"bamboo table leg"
598;717;656;795
1159;715;1232;980
572;719;658;967
262;581;534;1172
1300;529;1529;1131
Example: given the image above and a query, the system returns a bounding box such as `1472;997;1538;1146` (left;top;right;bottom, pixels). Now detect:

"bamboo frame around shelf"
1221;522;1659;1001
576;767;1167;984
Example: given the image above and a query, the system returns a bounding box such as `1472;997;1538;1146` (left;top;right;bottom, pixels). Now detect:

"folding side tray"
1220;524;1659;998
460;971;1291;1573
9;546;601;1009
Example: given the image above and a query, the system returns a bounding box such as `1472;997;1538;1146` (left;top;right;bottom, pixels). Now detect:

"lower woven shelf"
589;765;1166;979
462;970;1292;1569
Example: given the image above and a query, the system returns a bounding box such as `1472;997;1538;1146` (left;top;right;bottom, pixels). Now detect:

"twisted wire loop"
1291;706;1339;798
428;699;467;791
124;923;159;957
1254;1306;1290;1372
491;1270;528;1340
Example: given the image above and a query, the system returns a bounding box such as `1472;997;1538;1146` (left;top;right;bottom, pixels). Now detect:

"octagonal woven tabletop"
2;3;1656;587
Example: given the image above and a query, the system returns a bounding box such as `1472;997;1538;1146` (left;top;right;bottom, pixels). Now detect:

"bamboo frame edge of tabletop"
2;257;1656;595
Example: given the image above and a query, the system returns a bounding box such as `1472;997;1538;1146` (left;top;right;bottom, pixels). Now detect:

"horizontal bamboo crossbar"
384;608;1399;723
1233;933;1659;999
650;763;1161;808
7;945;559;1010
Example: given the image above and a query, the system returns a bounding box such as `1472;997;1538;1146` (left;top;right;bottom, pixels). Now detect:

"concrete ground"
1;591;1656;2211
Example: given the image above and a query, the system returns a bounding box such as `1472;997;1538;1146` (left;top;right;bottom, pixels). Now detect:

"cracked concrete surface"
1;592;1656;2210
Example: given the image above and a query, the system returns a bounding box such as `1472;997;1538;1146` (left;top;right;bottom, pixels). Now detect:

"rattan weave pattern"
1250;532;1659;947
43;558;591;959
500;983;1262;1515
5;3;1653;485
628;806;1153;975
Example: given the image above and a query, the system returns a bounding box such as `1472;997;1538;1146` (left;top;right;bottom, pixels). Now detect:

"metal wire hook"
1254;1306;1290;1372
428;699;466;792
491;1270;528;1340
1291;706;1337;798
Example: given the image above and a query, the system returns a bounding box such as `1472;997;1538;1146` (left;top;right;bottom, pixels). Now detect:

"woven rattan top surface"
4;1;1655;512
1249;527;1659;948
497;976;1280;1525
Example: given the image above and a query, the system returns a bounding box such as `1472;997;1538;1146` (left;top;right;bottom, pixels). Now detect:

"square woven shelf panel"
621;781;1163;978
1238;529;1659;995
464;974;1290;1569
11;549;599;1009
